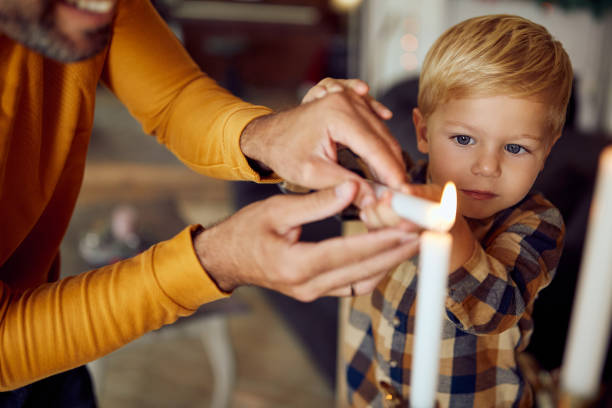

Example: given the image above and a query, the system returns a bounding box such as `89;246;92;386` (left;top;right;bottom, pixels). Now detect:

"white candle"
560;146;612;398
411;231;452;408
373;182;457;232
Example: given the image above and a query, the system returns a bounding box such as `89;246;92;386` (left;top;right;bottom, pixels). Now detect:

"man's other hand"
240;86;406;209
193;181;418;301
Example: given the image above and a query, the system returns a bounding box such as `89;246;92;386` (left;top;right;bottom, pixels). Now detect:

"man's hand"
193;181;419;301
302;78;393;121
240;82;406;209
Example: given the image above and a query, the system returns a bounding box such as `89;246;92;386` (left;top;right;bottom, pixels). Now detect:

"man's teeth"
64;0;114;13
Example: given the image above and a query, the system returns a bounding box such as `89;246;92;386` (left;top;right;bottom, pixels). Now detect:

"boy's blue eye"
454;135;473;145
505;144;526;154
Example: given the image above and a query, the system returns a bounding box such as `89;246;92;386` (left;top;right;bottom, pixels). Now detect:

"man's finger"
303;235;420;296
325;268;388;297
328;95;405;188
284;155;377;203
304;158;378;209
302;85;328;103
272;180;358;230
341;78;369;95
295;229;418;276
368;97;393;120
345;91;401;160
337;123;405;189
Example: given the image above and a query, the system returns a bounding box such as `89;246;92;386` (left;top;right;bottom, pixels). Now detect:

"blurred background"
59;0;612;406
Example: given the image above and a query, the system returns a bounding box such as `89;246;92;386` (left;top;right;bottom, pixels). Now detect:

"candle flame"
432;182;457;232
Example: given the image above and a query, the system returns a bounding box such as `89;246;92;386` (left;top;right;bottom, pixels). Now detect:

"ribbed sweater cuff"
152;225;228;310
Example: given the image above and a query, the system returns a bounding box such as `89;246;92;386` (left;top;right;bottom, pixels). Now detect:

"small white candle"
560;146;612;398
374;182;457;232
411;231;452;408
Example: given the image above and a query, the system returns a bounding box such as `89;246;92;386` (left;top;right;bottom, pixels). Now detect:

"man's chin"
31;24;111;63
64;30;111;62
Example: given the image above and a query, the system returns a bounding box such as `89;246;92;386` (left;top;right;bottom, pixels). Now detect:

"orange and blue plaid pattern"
344;162;565;407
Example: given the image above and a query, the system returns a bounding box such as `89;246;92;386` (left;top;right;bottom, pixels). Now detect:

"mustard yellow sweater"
0;0;271;390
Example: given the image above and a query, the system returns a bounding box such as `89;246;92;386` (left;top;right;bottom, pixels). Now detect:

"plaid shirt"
344;161;565;407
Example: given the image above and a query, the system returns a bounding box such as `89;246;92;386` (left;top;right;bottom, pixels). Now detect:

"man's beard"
0;5;112;63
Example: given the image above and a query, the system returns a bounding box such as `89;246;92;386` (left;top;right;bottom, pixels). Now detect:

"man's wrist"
246;157;274;178
191;226;237;293
240;115;274;175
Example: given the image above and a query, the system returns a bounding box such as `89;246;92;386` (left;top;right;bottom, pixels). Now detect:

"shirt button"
379;381;404;407
389;360;398;368
392;317;401;327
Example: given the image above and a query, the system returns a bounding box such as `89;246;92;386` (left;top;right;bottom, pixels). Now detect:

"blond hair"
418;15;573;135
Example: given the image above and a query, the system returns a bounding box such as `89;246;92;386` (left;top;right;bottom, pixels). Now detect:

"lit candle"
373;181;457;231
560;147;612;398
374;182;457;407
411;230;453;408
370;181;457;406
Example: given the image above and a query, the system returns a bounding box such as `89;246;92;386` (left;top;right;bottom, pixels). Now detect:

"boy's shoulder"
471;191;565;252
497;192;564;229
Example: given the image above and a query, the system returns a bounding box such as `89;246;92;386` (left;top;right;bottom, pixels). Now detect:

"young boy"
306;14;572;407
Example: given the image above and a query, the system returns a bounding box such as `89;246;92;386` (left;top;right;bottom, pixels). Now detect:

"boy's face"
413;95;559;219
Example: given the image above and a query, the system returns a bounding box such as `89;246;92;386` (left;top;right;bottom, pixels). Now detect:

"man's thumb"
276;181;357;229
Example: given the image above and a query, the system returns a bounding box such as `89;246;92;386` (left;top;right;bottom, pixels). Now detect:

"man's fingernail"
335;181;353;199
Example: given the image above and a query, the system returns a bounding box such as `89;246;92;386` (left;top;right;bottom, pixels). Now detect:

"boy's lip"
461;189;498;200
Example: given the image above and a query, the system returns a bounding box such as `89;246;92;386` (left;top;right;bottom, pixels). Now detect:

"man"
0;0;417;405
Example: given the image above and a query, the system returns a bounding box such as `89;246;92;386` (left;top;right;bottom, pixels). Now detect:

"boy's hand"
302;78;393;120
360;184;444;232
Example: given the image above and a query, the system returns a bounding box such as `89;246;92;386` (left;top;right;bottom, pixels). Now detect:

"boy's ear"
412;108;429;154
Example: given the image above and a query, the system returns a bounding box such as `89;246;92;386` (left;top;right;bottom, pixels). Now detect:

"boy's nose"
471;151;501;177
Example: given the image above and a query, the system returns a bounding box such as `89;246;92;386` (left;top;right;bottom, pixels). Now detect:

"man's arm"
104;0;407;200
0;226;223;391
102;0;274;182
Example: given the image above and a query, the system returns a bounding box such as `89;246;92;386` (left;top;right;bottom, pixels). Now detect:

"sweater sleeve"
101;0;275;181
0;226;225;391
444;194;565;335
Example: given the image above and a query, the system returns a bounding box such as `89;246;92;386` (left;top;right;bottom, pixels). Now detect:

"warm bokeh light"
330;0;363;12
400;52;418;71
400;33;419;52
404;16;420;34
